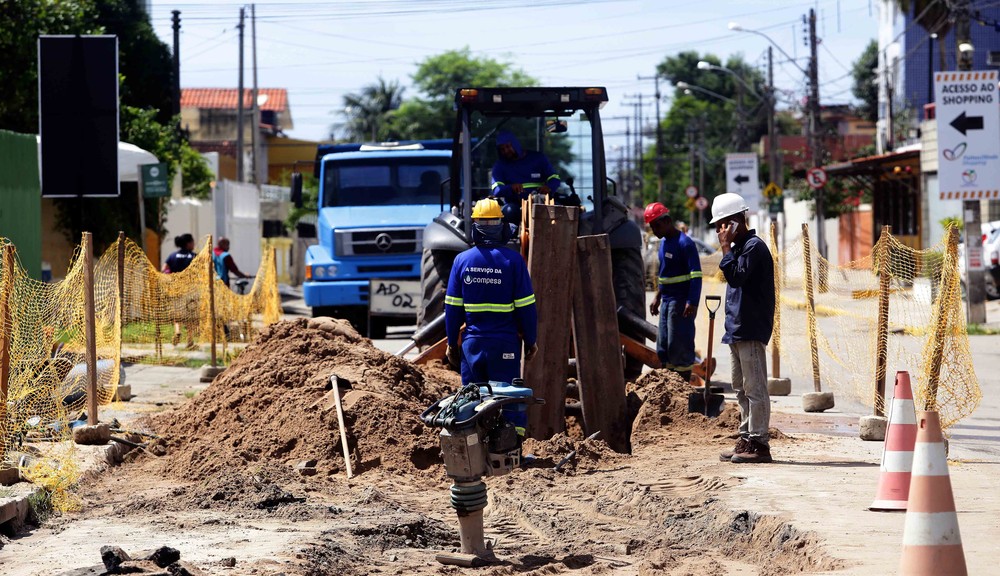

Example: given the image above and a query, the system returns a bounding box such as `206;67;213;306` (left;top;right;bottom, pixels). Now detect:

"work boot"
720;437;749;462
731;439;773;464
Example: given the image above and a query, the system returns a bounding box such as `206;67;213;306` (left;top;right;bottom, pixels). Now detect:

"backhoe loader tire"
417;248;457;346
612;247;647;379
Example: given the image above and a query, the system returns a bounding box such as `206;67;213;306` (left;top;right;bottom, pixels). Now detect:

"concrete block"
767;377;791;396
73;423;111;445
199;365;225;383
859;415;888;441
115;384;132;401
802;391;835;413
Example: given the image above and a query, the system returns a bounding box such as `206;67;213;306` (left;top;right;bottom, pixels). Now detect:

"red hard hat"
644;202;670;225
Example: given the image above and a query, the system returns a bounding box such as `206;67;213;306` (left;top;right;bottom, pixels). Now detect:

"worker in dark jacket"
711;193;776;464
645;202;702;382
445;198;538;389
490;130;561;223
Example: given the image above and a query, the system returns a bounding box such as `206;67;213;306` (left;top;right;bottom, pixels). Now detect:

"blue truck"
292;140;452;338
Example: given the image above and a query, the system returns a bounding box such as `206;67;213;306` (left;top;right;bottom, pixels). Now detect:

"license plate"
369;279;420;316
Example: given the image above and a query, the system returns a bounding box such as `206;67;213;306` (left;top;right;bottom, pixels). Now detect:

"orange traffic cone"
898;410;967;575
869;371;917;511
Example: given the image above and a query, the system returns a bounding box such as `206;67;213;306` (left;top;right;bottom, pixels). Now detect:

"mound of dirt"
520;432;626;474
147;318;460;481
628;370;738;450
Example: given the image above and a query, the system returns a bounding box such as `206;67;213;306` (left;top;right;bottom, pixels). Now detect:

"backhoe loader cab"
417;87;645;362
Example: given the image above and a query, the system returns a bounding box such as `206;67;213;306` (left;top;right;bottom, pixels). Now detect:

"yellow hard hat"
472;198;503;219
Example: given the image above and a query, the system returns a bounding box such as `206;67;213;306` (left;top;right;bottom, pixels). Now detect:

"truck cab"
301;140;451;337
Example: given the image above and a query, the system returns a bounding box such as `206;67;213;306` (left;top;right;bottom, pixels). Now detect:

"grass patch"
27;489;53;523
966;324;1000;335
183;391;197;399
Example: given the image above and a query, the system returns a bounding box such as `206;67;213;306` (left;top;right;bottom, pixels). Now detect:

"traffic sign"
806;167;827;189
725;153;761;208
695;196;709;211
685;185;699;199
141;163;170;198
935;70;1000;200
685;197;697;211
763;182;782;199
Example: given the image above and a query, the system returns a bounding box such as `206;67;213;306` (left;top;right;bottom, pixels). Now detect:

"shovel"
688;295;725;417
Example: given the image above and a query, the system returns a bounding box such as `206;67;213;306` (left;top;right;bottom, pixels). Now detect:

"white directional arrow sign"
935;70;1000;200
725;153;761;208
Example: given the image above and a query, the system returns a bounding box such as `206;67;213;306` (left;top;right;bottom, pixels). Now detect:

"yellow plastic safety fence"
761;223;979;429
0;233;281;512
1;238;119;512
111;236;281;365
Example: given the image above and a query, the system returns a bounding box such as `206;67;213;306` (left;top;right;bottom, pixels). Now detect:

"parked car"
643;232;718;290
957;221;1000;300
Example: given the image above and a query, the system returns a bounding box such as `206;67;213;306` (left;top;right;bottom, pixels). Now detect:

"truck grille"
335;228;423;256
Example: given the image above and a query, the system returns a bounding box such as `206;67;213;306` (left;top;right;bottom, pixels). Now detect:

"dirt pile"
520;432;627;473
629;370;738;449
148;318;459;481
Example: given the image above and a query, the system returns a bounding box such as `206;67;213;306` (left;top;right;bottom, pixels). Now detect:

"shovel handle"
705;295;722;315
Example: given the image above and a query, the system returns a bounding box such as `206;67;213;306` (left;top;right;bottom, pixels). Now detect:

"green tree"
0;0;97;132
641;51;769;216
335;76;405;142
852;40;879;122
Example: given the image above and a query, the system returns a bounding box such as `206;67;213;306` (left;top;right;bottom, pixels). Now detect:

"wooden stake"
0;245;14;460
116;232;126;401
524;204;579;440
770;220;781;379
572;235;628;453
208;235;217;368
874;225;891;417
926;226;959;410
331;376;353;479
83;232;99;425
802;224;822;392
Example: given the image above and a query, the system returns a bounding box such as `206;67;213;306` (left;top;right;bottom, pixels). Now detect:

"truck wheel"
612;247;647;379
417;249;457;345
312;306;335;318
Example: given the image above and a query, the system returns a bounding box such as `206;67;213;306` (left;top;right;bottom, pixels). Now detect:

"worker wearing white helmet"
711;193;776;464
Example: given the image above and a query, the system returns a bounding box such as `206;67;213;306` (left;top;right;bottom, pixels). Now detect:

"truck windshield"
322;158;449;207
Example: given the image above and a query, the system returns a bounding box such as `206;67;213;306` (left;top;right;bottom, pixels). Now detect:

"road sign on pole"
934;70;1000;200
806;167;827;189
725;153;761;207
685;185;698;199
694;196;709;211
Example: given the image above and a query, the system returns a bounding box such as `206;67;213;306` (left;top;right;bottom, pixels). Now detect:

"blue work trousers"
657;297;696;372
461;336;522;386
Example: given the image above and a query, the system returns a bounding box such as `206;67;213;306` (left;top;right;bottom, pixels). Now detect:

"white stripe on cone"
902;512;963;546
891;399;917;424
882;450;915;473
911;444;950;476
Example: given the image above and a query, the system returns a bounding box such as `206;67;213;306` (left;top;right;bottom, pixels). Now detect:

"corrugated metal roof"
181;88;288;112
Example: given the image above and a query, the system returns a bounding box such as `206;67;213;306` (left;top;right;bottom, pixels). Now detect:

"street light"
696;60;761;99
676;81;735;104
728;23;808;75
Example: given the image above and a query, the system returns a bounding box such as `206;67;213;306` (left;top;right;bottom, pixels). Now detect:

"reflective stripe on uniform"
463;302;515;312
445;295;464;307
491;181;504;190
547;174;560;182
658;272;699;285
522;182;544;188
514;294;536;307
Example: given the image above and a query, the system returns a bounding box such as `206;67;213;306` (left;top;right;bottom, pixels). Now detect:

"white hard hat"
709;192;749;225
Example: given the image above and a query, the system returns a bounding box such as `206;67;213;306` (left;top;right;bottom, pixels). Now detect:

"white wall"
161;197;216;259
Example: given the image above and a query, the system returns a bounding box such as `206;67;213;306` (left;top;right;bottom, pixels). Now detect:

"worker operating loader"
444;198;538;389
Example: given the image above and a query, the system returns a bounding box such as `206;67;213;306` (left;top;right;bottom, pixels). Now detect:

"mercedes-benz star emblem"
375;233;393;252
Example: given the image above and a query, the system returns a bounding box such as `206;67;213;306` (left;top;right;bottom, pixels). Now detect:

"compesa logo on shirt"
463;266;503;285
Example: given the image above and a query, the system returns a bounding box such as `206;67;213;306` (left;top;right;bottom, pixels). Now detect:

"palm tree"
334;77;405;142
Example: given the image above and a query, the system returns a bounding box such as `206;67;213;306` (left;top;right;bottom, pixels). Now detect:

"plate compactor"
421;380;543;567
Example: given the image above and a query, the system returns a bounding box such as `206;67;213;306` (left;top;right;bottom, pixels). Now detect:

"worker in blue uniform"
445;198;538;387
645;202;702;382
490;130;561;223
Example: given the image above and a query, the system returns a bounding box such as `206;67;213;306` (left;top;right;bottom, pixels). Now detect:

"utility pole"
251;3;260;185
767;46;778;188
807;7;826;260
236;7;246;183
638;73;665;200
637;93;644;186
955;0;973;71
698;118;706;236
171;11;181;121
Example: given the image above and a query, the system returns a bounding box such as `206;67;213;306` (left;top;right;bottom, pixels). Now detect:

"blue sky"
149;0;880;154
